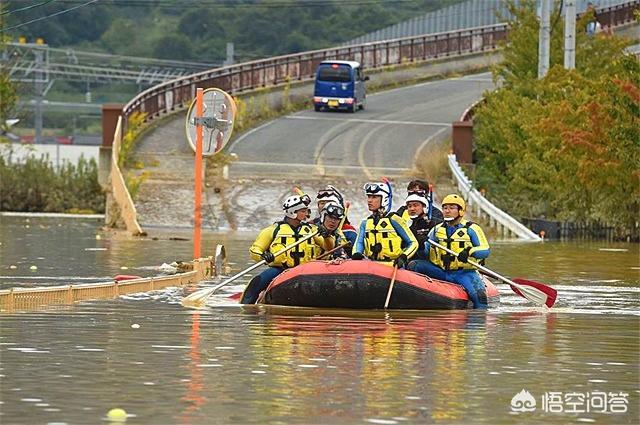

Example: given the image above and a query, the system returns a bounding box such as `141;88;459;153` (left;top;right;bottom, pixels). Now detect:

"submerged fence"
0;248;226;313
521;218;640;241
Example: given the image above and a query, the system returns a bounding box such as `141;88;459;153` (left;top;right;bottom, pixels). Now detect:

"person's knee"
407;260;420;271
240;275;263;304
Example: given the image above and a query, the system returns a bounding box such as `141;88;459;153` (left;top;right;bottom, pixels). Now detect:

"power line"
1;0;59;17
7;0;429;10
1;0;101;32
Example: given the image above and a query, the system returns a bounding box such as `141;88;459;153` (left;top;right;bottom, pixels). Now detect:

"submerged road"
228;73;494;180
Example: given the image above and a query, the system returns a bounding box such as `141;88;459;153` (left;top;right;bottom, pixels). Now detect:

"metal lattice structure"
3;43;218;86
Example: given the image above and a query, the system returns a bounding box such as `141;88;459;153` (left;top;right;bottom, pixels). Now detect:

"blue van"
313;60;368;113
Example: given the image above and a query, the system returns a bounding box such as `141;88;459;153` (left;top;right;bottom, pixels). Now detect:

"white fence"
0;144;99;167
448;154;541;240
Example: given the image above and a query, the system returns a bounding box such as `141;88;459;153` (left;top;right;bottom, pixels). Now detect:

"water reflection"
1;301;638;424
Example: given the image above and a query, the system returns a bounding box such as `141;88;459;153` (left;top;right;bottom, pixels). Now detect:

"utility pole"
538;0;552;79
34;47;45;144
564;0;576;69
223;42;234;66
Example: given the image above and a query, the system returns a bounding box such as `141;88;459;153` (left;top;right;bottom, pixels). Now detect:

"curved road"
228;72;494;180
134;72;494;230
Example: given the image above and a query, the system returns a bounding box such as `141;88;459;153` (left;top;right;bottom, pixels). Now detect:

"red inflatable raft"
262;260;500;309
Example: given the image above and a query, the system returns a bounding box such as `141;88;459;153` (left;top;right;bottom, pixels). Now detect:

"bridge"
101;1;638;237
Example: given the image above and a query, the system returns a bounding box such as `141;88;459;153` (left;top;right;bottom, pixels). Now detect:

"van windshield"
317;65;352;82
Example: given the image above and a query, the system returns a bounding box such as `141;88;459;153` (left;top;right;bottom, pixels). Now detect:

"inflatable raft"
262;260;500;309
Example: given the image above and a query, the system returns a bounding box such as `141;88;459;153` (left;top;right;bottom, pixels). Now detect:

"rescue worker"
396;179;444;224
318;202;350;259
408;194;490;309
241;195;333;304
404;191;440;260
352;181;418;268
312;185;357;253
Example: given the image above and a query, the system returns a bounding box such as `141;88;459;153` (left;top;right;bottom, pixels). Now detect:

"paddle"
181;231;319;308
317;241;352;260
429;240;557;308
383;265;399;309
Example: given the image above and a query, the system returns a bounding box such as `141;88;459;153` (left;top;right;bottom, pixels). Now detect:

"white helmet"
316;185;344;206
320;202;345;224
405;193;427;219
363;182;392;212
283;195;308;219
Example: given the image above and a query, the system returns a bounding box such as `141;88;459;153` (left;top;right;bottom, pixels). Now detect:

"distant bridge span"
107;2;638;232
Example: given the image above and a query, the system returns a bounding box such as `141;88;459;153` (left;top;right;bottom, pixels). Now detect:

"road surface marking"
285;115;450;127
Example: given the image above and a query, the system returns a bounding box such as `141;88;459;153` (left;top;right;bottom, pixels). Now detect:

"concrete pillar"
452;120;474;164
99;104;123;188
102;104;123;147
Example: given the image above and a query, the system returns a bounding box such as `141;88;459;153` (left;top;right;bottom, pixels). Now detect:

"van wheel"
314;105;322;112
349;104;356;113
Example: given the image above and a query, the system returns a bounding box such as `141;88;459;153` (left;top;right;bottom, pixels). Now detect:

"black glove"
351;252;365;260
318;226;330;238
261;251;275;263
457;247;471;263
393;253;408;268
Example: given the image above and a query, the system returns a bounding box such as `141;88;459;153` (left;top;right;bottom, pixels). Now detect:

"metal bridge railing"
120;0;638;130
448;154;542;241
122;23;509;125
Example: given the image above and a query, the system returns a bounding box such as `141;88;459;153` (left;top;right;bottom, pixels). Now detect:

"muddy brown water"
1;216;638;424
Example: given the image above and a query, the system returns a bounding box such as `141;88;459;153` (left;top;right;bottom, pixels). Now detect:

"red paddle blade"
512;278;558;308
228;292;242;301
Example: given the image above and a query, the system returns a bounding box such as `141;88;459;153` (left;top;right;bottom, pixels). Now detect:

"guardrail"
448;154;541;240
0;250;227;313
121;23;509;126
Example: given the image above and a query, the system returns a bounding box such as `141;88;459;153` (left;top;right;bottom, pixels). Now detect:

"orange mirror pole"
193;88;204;259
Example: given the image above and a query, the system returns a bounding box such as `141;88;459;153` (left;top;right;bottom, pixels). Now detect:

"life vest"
250;221;322;268
362;213;409;261
429;220;482;270
269;221;322;268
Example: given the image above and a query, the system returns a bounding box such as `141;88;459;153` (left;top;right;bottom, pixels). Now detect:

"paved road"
133;72;494;230
228;73;494;180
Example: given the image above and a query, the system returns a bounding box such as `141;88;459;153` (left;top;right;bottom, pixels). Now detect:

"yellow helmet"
442;194;465;217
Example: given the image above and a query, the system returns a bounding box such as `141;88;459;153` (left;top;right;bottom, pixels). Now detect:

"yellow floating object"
131;324;140;329
96;234;102;240
29;265;38;271
9;265;17;269
107;408;127;422
120;266;128;270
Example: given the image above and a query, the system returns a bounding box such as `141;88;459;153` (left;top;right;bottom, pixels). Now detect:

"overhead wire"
1;0;59;16
7;0;442;10
1;0;101;32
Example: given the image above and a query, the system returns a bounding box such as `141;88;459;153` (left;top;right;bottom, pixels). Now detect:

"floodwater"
1;215;638;424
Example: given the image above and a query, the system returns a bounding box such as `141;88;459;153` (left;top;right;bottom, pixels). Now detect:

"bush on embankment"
473;0;639;236
0;153;105;214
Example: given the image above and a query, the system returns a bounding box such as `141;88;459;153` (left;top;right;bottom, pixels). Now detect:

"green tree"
474;1;639;237
152;34;194;60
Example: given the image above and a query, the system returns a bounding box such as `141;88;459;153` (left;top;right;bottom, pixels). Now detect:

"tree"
152;34;194;60
474;1;639;236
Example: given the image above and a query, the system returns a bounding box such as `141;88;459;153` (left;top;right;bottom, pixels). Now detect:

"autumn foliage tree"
473;1;639;237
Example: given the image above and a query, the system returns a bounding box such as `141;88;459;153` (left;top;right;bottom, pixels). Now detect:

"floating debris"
107;408;127;422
